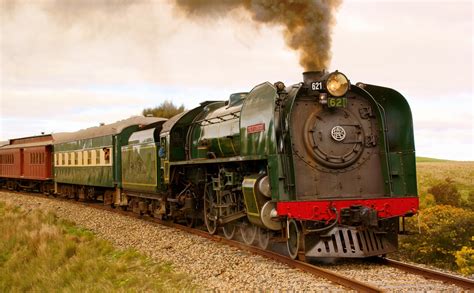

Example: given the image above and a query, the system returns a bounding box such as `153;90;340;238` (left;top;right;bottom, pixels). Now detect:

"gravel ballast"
0;191;467;292
0;191;342;291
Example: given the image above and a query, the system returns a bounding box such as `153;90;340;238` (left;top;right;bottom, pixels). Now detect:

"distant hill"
416;157;451;163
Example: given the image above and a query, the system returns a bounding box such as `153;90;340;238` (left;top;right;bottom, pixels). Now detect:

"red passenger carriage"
0;134;56;193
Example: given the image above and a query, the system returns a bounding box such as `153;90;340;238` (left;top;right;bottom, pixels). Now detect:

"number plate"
327;97;347;108
311;82;323;91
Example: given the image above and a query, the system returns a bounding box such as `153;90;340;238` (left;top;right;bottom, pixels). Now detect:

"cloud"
0;0;472;160
0;0;303;89
332;1;472;96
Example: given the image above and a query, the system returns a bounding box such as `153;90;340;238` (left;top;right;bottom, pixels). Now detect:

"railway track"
97;203;383;292
2;190;473;292
376;258;474;290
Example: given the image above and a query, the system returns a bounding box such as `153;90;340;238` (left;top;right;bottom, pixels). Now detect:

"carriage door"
20;149;24;177
160;136;170;184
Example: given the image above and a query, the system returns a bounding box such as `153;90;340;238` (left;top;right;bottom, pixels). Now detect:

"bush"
419;193;436;209
461;191;474;210
455;245;474;276
400;205;474;271
428;179;461;207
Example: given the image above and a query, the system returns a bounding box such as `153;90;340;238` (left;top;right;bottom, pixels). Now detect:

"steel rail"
378;258;474;290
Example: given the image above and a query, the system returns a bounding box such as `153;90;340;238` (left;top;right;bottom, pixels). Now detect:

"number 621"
311;82;323;91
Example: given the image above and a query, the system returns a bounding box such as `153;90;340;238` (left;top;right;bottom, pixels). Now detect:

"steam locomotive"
0;71;419;260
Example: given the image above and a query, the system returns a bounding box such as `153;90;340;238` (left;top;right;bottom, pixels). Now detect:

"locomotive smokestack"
303;71;325;86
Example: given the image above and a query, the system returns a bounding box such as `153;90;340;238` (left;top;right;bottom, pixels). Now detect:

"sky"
0;0;472;160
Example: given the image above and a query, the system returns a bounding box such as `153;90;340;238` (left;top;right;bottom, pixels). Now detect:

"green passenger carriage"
53;116;163;204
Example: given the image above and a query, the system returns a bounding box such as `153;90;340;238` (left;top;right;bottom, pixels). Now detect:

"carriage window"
67;153;71;165
96;149;100;165
88;150;92;165
74;152;78;165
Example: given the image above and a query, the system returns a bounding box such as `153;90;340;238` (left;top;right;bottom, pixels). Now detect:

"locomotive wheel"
257;227;271;250
183;190;197;228
223;223;236;240
222;190;237;240
240;221;257;245
287;219;300;260
204;184;218;235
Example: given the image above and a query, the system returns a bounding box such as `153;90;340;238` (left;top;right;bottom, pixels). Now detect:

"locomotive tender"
0;71;419;260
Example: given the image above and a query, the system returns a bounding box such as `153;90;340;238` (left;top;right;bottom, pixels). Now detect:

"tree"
142;100;185;119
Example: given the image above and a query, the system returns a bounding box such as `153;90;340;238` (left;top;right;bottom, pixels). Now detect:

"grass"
0;201;196;292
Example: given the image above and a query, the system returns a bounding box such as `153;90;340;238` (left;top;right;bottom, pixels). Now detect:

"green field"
0;201;196;292
417;160;474;205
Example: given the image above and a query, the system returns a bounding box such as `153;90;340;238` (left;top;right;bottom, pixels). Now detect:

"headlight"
326;72;350;97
